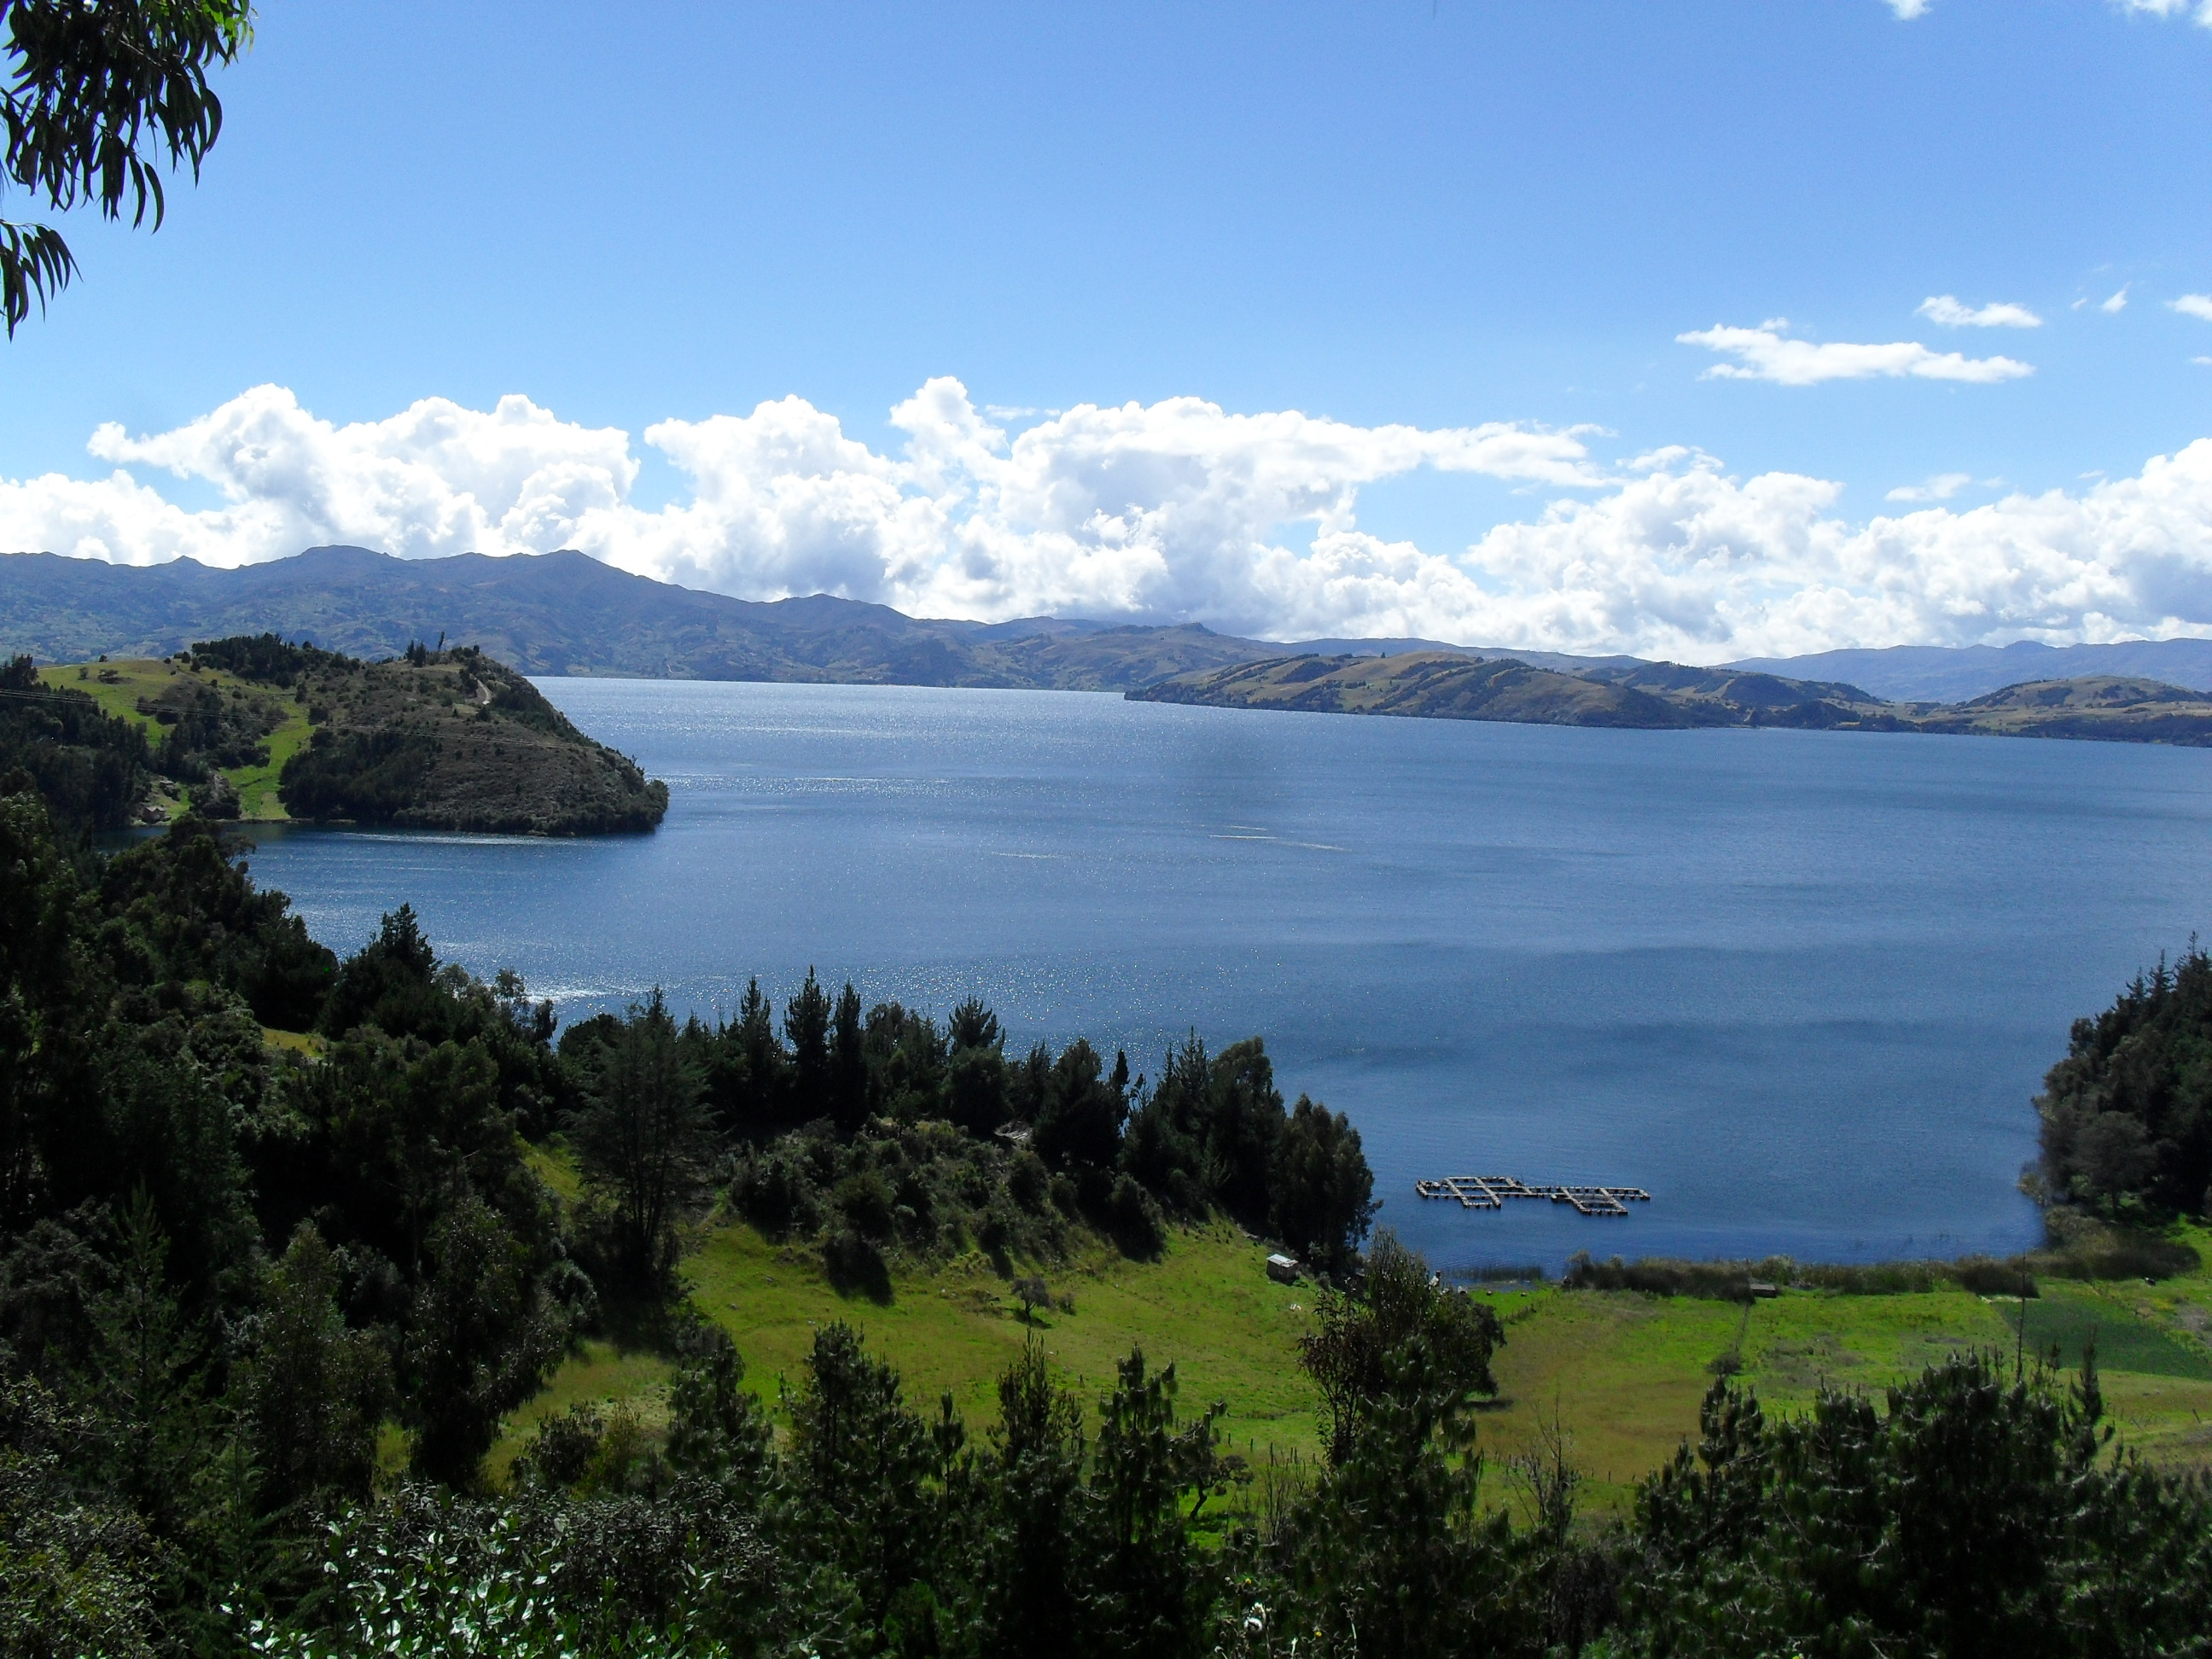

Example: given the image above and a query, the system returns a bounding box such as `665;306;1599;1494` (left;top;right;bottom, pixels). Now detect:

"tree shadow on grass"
591;1281;696;1355
824;1228;894;1305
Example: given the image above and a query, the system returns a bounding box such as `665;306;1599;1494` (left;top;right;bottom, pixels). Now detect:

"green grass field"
1468;1278;2212;1508
1463;1229;2212;1507
37;656;313;821
501;1214;2212;1508
498;1216;1327;1483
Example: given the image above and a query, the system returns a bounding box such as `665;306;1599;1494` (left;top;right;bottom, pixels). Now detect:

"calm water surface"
236;680;2212;1276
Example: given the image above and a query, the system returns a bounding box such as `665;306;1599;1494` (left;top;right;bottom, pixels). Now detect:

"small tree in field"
1013;1275;1051;1324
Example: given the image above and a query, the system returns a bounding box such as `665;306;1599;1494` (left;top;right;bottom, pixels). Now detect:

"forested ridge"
1;761;2209;1652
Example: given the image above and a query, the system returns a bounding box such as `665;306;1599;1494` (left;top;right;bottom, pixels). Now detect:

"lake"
233;680;2212;1278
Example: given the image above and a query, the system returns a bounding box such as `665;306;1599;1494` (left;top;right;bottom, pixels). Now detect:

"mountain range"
7;544;2209;702
0;544;1279;690
1723;639;2212;703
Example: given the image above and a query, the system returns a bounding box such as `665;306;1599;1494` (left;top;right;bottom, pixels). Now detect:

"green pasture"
38;655;313;821
504;1214;2212;1510
502;1217;1325;1480
1469;1249;2212;1511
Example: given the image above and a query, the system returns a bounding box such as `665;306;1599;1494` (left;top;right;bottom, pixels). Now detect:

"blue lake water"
233;680;2212;1278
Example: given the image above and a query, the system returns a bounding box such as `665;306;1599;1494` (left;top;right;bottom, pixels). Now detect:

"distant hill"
1137;651;1685;728
1901;675;2212;744
1131;653;1888;731
16;545;2209;704
0;545;1665;689
1725;638;2212;702
1288;636;1647;674
0;545;1281;689
1131;651;2212;747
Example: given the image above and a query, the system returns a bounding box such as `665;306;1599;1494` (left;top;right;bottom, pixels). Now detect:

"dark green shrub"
2035;1232;2200;1281
1563;1254;1759;1301
1008;1150;1048;1212
1047;1173;1080;1220
515;1403;606;1491
1795;1259;1947;1295
730;1148;818;1239
833;1170;896;1243
1106;1173;1166;1260
1955;1255;2037;1297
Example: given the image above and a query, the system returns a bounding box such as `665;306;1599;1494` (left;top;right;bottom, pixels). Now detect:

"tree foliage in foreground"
2;0;253;331
1624;1353;2212;1659
1298;1231;1505;1461
219;1288;2212;1659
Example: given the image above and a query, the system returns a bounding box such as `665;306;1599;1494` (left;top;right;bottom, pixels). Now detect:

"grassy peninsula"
1132;648;2212;746
19;633;667;833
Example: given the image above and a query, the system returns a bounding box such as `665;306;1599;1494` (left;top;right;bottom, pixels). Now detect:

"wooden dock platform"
1414;1174;1651;1217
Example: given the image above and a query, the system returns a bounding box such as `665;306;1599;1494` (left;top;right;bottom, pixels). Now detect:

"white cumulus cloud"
1885;0;1930;16
2117;0;2212;23
1678;321;2034;386
38;386;638;567
17;379;2212;661
2172;294;2212;321
1916;294;2041;329
1885;472;1974;503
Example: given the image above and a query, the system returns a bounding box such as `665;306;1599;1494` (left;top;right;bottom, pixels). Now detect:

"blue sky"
8;0;2212;658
